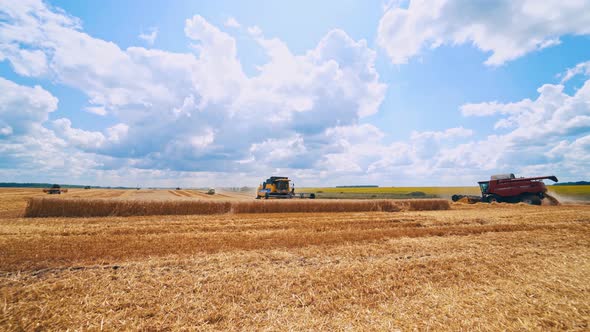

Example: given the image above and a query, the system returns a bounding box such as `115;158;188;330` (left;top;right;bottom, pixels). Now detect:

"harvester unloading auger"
452;174;560;205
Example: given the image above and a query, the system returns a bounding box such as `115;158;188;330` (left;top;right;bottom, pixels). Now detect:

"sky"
0;0;589;187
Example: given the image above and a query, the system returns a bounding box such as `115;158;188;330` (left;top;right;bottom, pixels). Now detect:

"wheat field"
24;197;449;217
0;188;589;330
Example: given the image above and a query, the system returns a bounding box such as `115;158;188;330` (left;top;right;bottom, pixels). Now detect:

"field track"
1;188;589;330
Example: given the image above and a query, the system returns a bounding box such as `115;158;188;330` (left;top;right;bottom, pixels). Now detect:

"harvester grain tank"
452;174;559;205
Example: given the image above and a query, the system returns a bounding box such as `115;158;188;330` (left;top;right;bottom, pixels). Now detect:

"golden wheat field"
1;188;589;330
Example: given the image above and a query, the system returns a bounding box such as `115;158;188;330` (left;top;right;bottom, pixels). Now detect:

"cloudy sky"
0;0;589;187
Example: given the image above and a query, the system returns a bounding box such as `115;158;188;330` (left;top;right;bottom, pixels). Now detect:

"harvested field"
1;188;589;330
24;197;449;217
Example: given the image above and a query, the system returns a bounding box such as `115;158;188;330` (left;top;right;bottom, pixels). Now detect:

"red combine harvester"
452;174;559;205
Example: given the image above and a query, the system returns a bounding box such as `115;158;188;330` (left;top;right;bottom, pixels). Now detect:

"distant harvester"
43;184;68;195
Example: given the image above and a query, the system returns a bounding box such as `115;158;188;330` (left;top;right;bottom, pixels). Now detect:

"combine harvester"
43;184;68;195
256;176;315;199
452;174;560;205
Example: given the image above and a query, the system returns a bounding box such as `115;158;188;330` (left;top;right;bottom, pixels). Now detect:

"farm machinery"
452;174;560;205
256;176;315;199
43;184;68;195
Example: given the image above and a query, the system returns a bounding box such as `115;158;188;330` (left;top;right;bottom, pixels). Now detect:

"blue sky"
0;0;589;187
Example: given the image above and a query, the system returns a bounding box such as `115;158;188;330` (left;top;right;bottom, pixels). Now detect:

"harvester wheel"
265;192;269;199
521;195;541;205
486;195;498;203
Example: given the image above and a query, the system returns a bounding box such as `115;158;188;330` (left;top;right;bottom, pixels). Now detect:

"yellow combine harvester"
256;176;315;199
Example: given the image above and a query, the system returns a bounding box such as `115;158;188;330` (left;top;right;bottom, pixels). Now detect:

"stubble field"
0;188;589;330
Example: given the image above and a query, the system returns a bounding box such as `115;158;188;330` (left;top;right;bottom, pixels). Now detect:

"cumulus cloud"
0;77;58;136
461;83;590;141
452;70;590;179
0;77;106;177
52;118;106;150
0;0;387;182
377;0;590;65
1;0;587;186
362;65;590;184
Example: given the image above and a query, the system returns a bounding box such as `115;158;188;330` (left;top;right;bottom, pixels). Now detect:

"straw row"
24;198;450;218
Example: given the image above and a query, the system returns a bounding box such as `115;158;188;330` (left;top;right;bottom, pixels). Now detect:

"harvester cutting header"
453;173;559;205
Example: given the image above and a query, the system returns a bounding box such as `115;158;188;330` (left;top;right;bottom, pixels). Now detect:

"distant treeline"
0;182;134;189
335;185;379;188
553;181;590;186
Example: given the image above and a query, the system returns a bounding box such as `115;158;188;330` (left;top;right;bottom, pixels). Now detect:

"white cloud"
224;17;241;28
0;126;13;136
0;47;48;76
138;27;158;46
462;83;590;141
0;78;104;177
0;77;58;136
377;0;590;65
560;60;590;83
449;70;590;180
85;106;107;116
363;65;590;184
247;25;262;36
410;126;473;141
106;123;129;143
1;0;587;186
249;135;308;166
189;128;215;149
0;2;387;181
326;124;385;143
52;118;106;150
